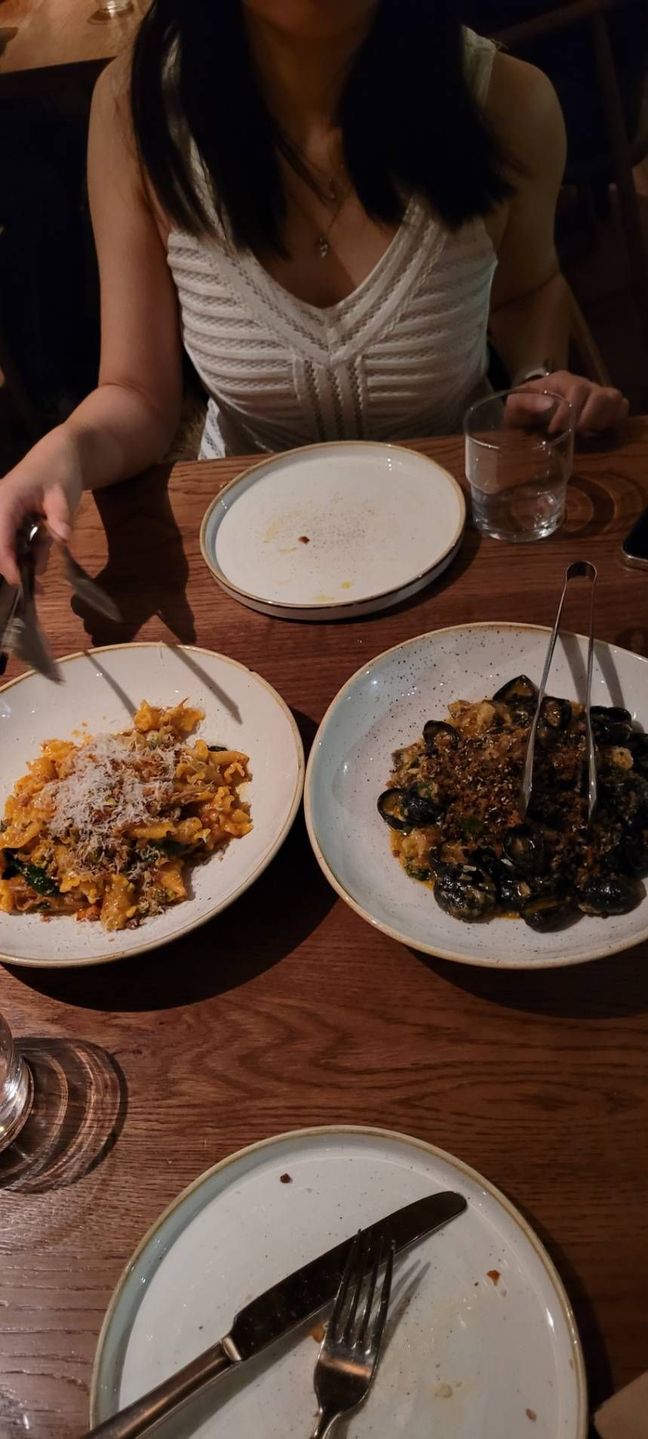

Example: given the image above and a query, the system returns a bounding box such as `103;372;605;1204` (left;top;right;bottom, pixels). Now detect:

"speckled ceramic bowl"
91;1126;586;1438
305;622;648;969
0;645;304;968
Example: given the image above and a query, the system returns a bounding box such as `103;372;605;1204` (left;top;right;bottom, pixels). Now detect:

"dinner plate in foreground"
200;441;465;620
0;644;303;968
306;622;648;969
91;1125;585;1438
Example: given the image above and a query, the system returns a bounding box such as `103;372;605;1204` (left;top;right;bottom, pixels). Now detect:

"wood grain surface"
1;423;648;1437
0;0;145;75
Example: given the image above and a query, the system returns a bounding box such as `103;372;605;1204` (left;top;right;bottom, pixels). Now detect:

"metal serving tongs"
520;560;598;827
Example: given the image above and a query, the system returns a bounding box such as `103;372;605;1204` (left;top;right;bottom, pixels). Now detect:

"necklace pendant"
317;235;330;259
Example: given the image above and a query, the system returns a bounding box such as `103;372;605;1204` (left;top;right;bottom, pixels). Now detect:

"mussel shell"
472;847;529;911
600;774;648;825
503;824;546;875
434;864;497;921
377;786;440;830
403;789;442;826
538;696;572;736
499;871;534;912
576;873;642;916
509;705;534;729
602;828;648;877
493;675;538;709
423;720;459;753
591;705;633;747
628;731;648;777
521;895;575;932
377;789;410;830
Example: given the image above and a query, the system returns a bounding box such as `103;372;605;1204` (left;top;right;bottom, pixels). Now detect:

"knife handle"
83;1338;235;1438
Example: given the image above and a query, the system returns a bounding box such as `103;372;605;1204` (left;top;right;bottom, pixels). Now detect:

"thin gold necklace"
283;142;350;258
287;179;351;259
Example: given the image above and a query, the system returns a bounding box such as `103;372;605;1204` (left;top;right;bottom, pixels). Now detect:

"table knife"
86;1189;466;1439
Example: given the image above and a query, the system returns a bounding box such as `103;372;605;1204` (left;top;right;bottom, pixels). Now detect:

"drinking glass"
464;388;574;542
93;2;135;17
0;1013;33;1151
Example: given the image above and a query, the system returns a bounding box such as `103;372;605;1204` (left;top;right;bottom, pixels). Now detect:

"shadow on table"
0;1038;126;1195
12;811;335;1013
361;522;482;628
71;468;196;647
510;1193;613;1418
417;941;648;1020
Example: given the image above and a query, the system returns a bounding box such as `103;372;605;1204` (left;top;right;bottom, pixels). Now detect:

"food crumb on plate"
526;1409;537;1422
279;1172;293;1184
487;1269;501;1285
298;535;310;544
310;1322;326;1342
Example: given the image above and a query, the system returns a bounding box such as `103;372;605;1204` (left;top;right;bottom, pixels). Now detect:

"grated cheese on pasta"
0;703;252;930
42;734;176;864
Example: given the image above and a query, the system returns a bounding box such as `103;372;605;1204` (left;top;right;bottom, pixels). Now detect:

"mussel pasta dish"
378;676;648;931
0;702;252;931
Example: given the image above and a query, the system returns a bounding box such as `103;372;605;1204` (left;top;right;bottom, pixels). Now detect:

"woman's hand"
0;427;83;585
522;371;629;435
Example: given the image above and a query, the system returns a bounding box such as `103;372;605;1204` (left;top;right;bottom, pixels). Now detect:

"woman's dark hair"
131;0;511;254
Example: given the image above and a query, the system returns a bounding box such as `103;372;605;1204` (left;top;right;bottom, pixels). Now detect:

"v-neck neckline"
238;193;423;322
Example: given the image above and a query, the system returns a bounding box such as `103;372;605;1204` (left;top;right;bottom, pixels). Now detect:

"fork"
310;1228;394;1438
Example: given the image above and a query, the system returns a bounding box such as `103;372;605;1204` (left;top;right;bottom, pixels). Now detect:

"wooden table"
1;423;648;1437
0;0;145;81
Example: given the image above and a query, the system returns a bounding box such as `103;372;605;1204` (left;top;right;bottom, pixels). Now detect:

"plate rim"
0;642;305;969
199;440;466;613
304;619;648;970
90;1121;588;1437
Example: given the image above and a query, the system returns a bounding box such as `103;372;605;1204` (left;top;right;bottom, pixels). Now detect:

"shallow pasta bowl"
305;622;648;970
0;644;304;968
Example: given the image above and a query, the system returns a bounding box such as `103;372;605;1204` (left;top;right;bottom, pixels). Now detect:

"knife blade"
60;546;122;624
12;516;62;683
87;1189;466;1439
228;1188;465;1360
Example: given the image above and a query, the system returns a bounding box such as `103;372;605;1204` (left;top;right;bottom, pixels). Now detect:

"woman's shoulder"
90;54;171;235
484;47;566;174
90;53;136;160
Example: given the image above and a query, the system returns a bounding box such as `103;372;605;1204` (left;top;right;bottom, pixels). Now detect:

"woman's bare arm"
487;53;627;431
0;60;183;582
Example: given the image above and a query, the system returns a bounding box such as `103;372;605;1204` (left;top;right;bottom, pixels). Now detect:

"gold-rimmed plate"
0;644;304;967
91;1125;586;1437
200;441;465;621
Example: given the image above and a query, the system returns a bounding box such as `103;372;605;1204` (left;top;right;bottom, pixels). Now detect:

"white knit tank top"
167;29;497;459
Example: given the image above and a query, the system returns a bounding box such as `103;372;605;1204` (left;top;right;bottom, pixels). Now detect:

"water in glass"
464;388;574;543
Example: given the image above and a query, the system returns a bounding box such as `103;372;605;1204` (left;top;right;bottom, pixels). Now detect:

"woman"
0;0;628;584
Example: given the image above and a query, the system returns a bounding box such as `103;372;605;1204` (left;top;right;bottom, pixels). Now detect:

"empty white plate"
200;442;465;620
305;622;648;969
0;644;303;967
91;1126;586;1437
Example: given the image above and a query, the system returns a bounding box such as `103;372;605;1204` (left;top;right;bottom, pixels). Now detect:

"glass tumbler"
92;2;135;17
464;388;574;542
0;1014;33;1151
